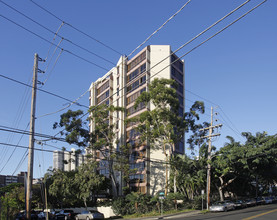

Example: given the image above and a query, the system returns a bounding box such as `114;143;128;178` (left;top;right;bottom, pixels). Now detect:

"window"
178;95;184;106
117;77;119;85
127;51;146;72
126;87;146;105
126;75;146;94
126;129;140;140
127;102;146;116
96;81;109;95
177;84;183;94
178;107;183;116
171;67;183;83
127;63;146;83
171;55;183;72
97;90;109;104
129;174;144;183
130;162;145;171
117;88;119;96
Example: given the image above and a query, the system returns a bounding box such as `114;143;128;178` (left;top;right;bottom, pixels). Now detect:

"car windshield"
213;201;224;205
81;211;89;214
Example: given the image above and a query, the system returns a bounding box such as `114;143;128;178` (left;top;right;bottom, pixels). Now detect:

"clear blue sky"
0;0;276;178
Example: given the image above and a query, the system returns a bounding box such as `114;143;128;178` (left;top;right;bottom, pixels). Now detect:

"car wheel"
224;207;227;212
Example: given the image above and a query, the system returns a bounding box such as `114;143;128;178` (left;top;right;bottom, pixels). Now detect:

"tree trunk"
174;171;177;193
218;176;224;201
218;187;224;201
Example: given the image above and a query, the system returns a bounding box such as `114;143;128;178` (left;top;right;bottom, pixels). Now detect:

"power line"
0;123;30;173
29;0;122;56
12;150;28;176
0;1;117;65
49;0;261;142
218;106;242;136
42;48;63;85
127;0;192;59
0;74;88;109
0;13;110;71
0;142;170;165
0;70;33;166
0;125;68;143
36;89;89;119
44;22;64;61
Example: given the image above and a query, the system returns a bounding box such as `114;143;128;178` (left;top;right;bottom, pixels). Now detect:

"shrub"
112;197;134;216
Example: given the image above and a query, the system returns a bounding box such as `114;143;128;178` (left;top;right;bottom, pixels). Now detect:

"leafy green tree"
0;183;25;220
131;78;205;194
132;78;185;152
74;160;107;208
48;169;77;208
212;133;277;200
54;104;125;198
170;155;206;200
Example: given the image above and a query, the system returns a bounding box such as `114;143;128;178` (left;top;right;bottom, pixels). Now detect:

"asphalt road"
170;203;277;220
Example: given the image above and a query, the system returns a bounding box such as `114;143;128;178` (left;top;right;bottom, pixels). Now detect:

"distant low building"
0;171;26;187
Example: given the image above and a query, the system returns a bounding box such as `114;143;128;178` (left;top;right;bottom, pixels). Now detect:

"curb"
123;210;201;220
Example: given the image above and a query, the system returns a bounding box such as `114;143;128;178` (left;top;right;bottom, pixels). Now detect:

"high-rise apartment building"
89;45;184;196
53;149;85;171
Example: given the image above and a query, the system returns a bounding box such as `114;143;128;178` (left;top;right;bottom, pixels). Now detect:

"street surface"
170;203;277;220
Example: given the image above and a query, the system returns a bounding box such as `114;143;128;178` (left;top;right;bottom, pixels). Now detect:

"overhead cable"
0;14;109;71
45;22;64;61
42;48;63;85
36;88;89;118
127;0;192;58
0;0;116;65
0;142;170;165
29;0;122;56
0;123;30;173
0;74;88;108
49;0;262;141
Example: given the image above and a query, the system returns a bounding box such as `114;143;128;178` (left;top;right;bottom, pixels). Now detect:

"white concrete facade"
89;45;185;196
53;149;85;172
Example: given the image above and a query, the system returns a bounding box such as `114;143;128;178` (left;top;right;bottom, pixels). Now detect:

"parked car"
38;211;54;219
15;211;38;220
75;210;104;220
264;197;273;204
245;198;257;207
224;200;235;210
234;200;247;209
55;209;75;220
15;212;26;220
256;197;266;205
209;201;234;212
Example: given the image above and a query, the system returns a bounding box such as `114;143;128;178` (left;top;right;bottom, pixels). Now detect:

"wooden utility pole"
200;106;222;210
26;53;38;219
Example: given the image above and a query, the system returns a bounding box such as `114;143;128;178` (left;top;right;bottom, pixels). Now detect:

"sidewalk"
123;210;201;220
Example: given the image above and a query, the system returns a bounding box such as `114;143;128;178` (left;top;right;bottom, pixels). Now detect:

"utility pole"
199;106;222;210
26;53;44;219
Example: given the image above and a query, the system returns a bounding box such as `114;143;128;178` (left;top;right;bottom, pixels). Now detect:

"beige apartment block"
89;45;185;196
